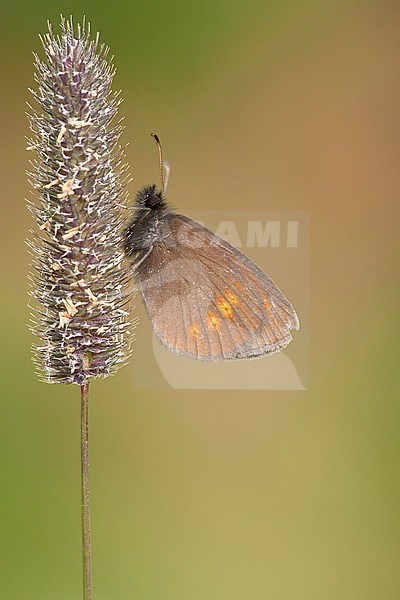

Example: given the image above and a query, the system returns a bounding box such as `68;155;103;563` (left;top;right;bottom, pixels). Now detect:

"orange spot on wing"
216;295;234;318
207;311;221;332
233;280;245;291
263;296;272;312
225;290;239;305
188;322;202;339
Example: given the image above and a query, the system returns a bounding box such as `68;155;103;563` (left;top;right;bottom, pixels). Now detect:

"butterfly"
123;136;299;360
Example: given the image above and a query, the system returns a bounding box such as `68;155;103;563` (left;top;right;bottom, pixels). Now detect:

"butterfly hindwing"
136;214;299;360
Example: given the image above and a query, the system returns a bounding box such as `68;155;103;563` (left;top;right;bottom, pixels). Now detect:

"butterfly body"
123;185;299;361
123;185;170;251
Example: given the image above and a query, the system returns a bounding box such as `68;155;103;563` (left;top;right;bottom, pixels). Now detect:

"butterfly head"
135;184;165;210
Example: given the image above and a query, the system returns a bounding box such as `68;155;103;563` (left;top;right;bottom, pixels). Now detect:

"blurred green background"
1;1;399;598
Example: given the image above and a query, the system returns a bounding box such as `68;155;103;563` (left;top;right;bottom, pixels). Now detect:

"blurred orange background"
0;1;398;599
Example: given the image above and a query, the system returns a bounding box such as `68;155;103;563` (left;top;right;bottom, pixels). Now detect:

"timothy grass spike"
27;17;133;385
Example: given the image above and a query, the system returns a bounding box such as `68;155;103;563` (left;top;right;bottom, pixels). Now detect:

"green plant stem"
81;382;92;600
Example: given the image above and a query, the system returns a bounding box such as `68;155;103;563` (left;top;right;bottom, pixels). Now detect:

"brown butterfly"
123;179;299;361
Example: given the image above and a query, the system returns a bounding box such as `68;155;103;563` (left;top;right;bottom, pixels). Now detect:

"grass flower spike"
27;17;132;385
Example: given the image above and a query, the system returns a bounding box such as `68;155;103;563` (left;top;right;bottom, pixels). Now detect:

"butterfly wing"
135;214;299;360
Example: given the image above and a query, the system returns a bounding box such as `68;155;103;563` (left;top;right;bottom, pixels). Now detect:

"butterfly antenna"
151;133;165;193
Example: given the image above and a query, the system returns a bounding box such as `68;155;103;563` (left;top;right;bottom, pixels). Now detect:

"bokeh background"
1;1;399;599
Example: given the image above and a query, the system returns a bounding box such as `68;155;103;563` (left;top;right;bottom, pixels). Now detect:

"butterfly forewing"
136;214;299;360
